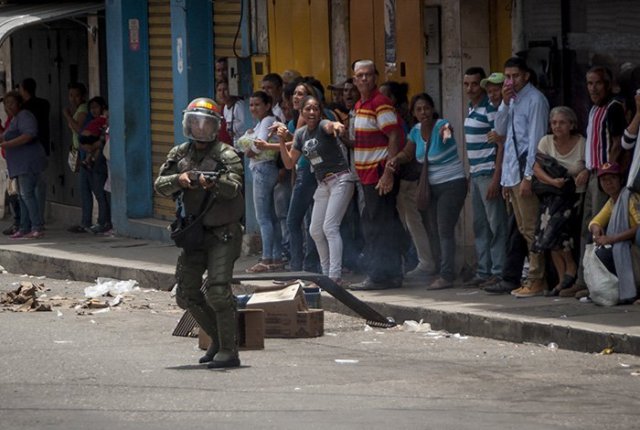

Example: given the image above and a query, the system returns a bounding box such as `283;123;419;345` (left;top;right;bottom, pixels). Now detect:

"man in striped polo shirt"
463;67;508;288
348;59;405;290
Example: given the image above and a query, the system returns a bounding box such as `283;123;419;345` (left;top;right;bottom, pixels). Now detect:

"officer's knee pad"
204;283;234;312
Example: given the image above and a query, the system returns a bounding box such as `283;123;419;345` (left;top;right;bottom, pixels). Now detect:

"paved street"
1;273;640;430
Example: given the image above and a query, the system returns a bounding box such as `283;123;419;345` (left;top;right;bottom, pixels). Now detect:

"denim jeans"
470;175;508;277
309;173;354;279
286;163;319;271
79;166;93;228
17;172;45;233
251;161;282;260
90;156;111;227
274;169;292;258
424;178;467;282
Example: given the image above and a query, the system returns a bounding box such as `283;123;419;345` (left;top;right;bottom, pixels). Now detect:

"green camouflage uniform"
155;139;244;364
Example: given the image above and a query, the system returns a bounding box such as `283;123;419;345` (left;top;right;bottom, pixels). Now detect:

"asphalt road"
1;272;639;430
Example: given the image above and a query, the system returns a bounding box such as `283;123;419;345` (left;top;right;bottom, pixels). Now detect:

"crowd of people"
213;55;640;305
1;79;111;239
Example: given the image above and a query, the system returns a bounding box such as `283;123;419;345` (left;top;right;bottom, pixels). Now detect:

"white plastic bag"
583;244;619;306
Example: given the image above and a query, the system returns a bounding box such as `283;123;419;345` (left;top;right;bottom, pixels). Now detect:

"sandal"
246;262;272;273
559;274;577;290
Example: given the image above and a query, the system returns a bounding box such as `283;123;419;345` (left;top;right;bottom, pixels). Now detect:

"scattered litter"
547;342;559;351
579;297;592;303
324;332;337;337
360;341;382;344
453;333;468;340
294;387;301;391
600;347;614;355
631;372;640;377
364;325;374;332
89;308;110;315
0;282;51;312
335;359;359;364
35;276;46;280
619;363;631;368
90;320;96;324
108;295;123;307
0;264;6;274
170;284;178;297
56;310;63;317
84;278;139;298
54;340;72;344
401;319;432;333
19;274;28;278
559;315;568;319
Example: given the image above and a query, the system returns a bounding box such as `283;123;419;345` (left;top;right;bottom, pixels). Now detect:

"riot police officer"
154;98;244;368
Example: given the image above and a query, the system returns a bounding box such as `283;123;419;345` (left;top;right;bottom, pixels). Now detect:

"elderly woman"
0;91;47;239
532;106;587;296
588;162;640;304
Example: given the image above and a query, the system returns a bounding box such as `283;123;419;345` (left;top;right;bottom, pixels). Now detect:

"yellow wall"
490;0;512;72
267;0;331;87
349;0;423;96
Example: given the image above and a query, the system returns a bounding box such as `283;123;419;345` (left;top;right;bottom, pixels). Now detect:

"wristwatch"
524;175;532;181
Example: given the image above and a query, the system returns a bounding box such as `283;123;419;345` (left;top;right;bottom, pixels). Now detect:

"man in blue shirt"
495;57;550;298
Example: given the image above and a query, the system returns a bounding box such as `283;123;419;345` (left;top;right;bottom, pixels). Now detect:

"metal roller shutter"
213;0;242;57
148;0;175;220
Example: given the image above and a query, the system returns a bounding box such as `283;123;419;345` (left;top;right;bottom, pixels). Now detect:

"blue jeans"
274;169;292;258
251;161;282;260
470;175;508;277
17;172;45;232
90;156;111;227
79;166;93;228
424;178;467;282
286;163;319;271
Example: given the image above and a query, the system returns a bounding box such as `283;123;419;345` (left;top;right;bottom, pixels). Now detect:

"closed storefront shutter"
148;0;175;220
213;0;242;57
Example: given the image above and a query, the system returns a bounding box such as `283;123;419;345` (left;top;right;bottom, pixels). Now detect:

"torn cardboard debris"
0;282;51;312
246;283;324;338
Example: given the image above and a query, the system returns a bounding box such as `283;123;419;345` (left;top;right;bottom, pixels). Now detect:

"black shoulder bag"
170;192;215;252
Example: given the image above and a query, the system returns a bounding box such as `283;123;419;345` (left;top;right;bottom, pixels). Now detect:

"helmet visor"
182;111;220;142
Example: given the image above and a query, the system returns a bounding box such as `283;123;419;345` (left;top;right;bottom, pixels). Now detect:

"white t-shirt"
223;99;249;145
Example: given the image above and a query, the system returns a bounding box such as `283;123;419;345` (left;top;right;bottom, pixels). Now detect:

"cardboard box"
245;284;323;338
198;308;265;350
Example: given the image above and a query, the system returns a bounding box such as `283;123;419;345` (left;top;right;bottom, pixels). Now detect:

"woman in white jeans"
277;95;354;285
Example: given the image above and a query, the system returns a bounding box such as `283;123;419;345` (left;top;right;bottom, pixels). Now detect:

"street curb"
322;295;640;356
0;249;176;291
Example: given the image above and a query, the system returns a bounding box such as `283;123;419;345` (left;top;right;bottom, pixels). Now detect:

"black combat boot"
207;309;240;369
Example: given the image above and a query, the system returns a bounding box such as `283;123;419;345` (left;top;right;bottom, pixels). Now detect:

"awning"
0;1;104;46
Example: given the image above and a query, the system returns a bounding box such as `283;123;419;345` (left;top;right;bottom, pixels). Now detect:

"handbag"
531;153;575;196
68;148;80;173
583;243;619;306
170;192;215;252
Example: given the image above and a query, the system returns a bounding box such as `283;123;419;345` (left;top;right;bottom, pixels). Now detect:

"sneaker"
2;225;18;236
23;230;44;239
479;275;500;289
9;230;26;239
88;224;110;234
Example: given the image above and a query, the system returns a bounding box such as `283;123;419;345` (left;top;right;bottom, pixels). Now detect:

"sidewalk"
1;223;639;356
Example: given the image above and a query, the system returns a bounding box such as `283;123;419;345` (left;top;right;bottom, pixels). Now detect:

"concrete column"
331;0;350;83
106;0;154;234
87;14;100;98
170;0;214;136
